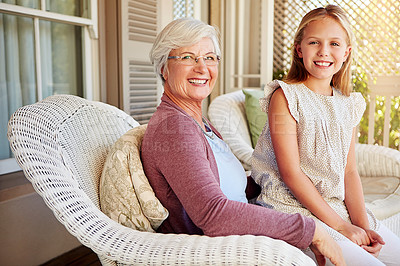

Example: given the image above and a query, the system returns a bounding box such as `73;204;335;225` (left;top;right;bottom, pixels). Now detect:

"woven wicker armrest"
355;143;400;178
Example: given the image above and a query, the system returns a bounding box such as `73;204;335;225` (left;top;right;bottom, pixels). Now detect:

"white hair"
150;18;221;84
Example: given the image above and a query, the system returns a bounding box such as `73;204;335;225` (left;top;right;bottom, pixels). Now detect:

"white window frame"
0;1;98;175
220;0;274;94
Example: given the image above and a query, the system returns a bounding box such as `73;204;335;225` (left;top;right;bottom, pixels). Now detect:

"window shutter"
129;0;157;43
129;60;158;124
120;0;172;124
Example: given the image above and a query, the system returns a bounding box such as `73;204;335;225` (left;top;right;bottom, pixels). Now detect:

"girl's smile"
314;61;333;67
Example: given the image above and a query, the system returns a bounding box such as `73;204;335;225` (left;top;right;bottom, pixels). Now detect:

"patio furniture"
208;89;400;237
7;94;315;265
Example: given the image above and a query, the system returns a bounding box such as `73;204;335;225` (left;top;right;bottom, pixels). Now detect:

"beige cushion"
361;176;400;220
99;125;169;232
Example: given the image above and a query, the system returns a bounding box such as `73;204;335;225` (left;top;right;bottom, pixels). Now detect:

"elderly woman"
141;18;344;266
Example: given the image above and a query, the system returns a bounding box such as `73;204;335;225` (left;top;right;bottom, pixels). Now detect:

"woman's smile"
188;78;208;85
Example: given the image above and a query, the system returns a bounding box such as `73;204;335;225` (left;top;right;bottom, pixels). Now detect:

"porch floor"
41;245;101;266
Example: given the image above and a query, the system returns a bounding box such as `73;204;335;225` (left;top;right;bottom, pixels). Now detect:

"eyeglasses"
168;53;221;66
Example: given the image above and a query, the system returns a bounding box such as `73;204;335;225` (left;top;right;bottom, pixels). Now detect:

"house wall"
0;172;80;266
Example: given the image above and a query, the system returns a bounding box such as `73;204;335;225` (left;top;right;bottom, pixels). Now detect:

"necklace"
192;116;215;139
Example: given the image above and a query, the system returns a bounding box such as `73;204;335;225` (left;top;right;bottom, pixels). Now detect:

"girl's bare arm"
269;88;368;245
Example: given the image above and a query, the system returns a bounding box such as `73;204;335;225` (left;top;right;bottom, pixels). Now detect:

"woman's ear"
343;46;352;62
161;66;167;81
296;44;303;58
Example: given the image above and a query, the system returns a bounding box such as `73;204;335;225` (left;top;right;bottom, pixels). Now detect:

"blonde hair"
150;18;220;84
284;5;356;96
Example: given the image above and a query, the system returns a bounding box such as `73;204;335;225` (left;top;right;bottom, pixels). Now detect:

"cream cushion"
99;125;169;232
362;176;400;220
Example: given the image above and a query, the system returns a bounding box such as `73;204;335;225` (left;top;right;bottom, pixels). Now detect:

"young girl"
251;5;400;265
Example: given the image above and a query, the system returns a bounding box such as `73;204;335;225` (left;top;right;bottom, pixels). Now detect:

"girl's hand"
311;223;346;266
361;229;385;257
336;222;370;246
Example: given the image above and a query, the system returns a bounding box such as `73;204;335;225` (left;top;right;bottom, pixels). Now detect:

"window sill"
0;171;34;202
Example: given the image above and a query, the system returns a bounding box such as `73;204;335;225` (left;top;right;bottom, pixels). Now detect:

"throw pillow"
243;89;268;147
99;125;169;232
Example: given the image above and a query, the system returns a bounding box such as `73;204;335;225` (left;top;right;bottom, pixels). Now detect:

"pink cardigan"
141;94;315;249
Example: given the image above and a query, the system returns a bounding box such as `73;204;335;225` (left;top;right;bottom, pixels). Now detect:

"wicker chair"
208;89;400;238
7;95;316;265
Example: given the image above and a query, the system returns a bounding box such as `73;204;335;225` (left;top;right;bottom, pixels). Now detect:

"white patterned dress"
251;80;379;241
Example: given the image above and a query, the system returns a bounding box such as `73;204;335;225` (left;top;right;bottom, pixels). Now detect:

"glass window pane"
46;0;88;18
0;13;83;161
0;13;36;160
1;0;39;9
40;21;83;98
1;0;88;18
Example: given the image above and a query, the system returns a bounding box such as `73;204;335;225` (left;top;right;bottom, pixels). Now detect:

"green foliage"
352;71;369;145
353;70;400;150
273;69;286;80
273;69;400;150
